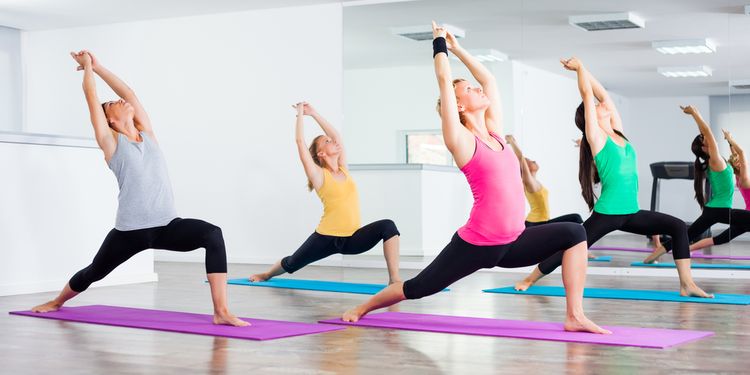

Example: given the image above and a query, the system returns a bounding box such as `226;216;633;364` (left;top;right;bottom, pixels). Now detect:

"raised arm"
588;71;623;132
505;135;541;192
723;129;749;186
293;103;324;190
447;32;503;135
433;22;474;167
77;51;153;135
71;51;116;161
562;57;606;155
682;105;725;172
300;102;347;168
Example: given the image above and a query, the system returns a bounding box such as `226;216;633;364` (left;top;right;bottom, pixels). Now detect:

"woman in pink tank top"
341;22;609;335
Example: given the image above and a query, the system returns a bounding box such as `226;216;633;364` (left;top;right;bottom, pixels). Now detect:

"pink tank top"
738;176;750;209
457;132;526;245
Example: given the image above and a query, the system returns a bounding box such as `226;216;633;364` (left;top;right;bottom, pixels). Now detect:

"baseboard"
0;272;159;297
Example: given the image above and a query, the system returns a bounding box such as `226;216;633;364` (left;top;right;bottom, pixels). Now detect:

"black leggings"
403;223;586;300
687;207;750;245
281;219;400;273
69;218;227;292
538;210;689;275
525;213;584;228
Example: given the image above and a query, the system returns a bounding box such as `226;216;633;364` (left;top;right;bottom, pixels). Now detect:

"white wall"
625;96;710;221
343;61;515;164
0;143;157;296
0;26;22;132
4;3;344;293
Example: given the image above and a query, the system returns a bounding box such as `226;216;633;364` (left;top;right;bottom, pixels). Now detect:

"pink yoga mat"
10;305;344;341
320;312;713;349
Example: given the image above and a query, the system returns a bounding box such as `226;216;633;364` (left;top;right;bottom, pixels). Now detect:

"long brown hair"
307;135;326;191
575;102;628;211
691;134;709;208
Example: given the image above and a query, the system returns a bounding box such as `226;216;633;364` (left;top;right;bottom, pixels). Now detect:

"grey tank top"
107;132;178;231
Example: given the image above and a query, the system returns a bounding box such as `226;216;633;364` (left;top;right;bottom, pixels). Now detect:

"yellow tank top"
315;167;361;236
524;186;550;222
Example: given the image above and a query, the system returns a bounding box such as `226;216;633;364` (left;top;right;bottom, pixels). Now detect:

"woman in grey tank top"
31;50;249;327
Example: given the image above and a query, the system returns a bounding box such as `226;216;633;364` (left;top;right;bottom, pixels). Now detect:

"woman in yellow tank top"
505;135;583;227
250;102;401;284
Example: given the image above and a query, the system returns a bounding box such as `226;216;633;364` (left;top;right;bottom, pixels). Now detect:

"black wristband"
433;37;448;58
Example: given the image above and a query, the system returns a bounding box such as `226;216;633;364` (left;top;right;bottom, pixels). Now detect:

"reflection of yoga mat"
228;278;449;295
692;251;750;261
10;305;344;341
591;246;652;253
631;262;750;270
319;312;712;349
589;256;612;262
483;286;750;305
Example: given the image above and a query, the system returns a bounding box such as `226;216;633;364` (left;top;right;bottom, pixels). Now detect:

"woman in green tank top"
648;106;750;259
516;58;713;299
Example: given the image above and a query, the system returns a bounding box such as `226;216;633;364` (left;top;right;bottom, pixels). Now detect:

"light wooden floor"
3;238;750;374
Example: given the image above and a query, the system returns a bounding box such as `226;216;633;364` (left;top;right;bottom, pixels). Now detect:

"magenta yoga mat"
10;305;344;341
320;312;713;349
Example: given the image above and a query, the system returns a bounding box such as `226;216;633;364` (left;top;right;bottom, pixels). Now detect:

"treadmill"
650;161;711;239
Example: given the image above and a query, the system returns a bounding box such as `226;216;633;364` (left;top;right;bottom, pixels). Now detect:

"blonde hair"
307;135;326;191
436;78;468;126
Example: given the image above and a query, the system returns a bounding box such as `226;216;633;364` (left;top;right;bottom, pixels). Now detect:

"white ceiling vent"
391;24;465;41
569;12;645;31
732;80;750;90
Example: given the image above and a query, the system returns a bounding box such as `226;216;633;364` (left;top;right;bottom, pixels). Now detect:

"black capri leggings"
69;218;227;292
538;210;690;275
281;219;400;274
689;207;750;245
525;213;583;228
403;222;586;300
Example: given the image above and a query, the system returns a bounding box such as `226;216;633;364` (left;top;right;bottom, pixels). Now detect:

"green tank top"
593;137;640;215
705;164;734;208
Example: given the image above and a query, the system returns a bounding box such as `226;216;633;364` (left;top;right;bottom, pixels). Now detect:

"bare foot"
514;279;534;291
249;273;269;282
564;314;612;334
643;245;667;264
388;279;402;285
213;311;250;327
31;300;62;313
680;283;714;298
342;307;366;323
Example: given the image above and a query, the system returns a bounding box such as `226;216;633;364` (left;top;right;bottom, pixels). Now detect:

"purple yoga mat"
692;251;750;261
320;312;713;349
590;246;652;253
592;246;750;260
10;305;344;341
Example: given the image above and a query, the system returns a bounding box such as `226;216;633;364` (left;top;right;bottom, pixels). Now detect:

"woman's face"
454;80;490;114
103;99;135;128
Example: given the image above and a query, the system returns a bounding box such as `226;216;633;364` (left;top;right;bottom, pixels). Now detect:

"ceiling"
1;0;748;97
344;0;750;97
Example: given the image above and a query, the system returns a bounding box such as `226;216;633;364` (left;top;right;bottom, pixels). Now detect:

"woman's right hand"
561;57;582;71
680;105;698;116
432;20;447;39
292;101;317;117
722;128;733;141
70;50;92;71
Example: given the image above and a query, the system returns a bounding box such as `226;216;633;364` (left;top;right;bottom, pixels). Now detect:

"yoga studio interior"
3;0;750;373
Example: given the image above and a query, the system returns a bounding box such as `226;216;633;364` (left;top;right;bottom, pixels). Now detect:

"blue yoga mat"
227;278;448;295
589;256;612;262
631;262;750;270
483;286;750;305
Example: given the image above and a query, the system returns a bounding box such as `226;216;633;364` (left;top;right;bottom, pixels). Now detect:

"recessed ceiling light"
652;39;716;54
657;65;713;78
569;12;645;31
391;23;465;41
